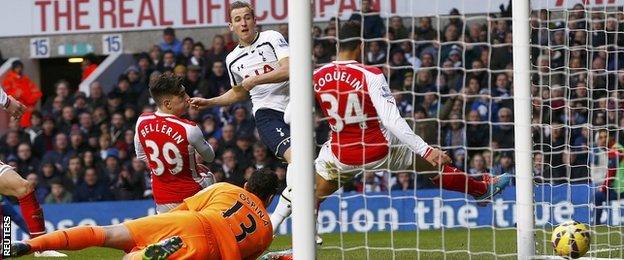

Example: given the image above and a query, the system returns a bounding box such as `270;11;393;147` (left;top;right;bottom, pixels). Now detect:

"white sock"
271;163;296;233
270;187;293;233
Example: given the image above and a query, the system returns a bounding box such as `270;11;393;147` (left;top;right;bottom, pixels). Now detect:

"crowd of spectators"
310;2;624;193
1;2;623;204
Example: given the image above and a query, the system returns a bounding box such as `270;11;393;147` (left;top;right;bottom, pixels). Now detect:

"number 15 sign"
30;38;50;58
102;34;123;55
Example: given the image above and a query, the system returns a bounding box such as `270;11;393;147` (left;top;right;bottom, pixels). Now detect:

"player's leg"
2;197;29;232
412;154;511;201
315;173;339;201
0;166;68;257
593;189;607;225
283;147;292;163
0;166;48;238
155;203;181;214
254;109;294;233
11;224;133;257
270;147;294;233
270;163;293;233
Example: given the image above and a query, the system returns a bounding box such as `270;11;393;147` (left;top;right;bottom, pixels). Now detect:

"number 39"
145;140;183;175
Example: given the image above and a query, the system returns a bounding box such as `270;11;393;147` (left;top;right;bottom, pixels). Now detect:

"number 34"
320;93;368;132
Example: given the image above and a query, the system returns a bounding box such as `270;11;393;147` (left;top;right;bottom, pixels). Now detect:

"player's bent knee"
2;171;34;198
282;147;292;163
14;180;33;198
103;225;134;250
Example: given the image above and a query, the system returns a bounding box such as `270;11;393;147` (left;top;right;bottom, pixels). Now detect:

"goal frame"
289;0;317;259
290;0;536;258
512;1;536;259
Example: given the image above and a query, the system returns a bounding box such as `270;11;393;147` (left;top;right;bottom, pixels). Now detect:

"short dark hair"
163;50;175;57
246;168;279;202
338;21;362;51
11;60;23;70
84;53;97;64
163;27;175;36
149;73;186;104
193;42;205;50
229;1;255;19
117;74;129;84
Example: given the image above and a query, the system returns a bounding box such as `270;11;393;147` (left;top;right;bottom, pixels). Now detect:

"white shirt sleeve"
268;30;289;61
0;84;8;108
187;125;215;163
134;129;147;162
225;54;244;87
367;73;431;157
134;116;149;162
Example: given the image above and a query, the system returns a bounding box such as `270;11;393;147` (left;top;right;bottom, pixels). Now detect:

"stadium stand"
0;4;622;206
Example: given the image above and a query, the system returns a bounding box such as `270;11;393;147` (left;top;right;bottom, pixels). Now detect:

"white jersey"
226;30;290;114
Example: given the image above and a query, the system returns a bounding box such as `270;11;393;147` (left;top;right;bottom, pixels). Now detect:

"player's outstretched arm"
241;57;290;91
0;86;26;119
189;86;250;110
4;96;26;119
134;119;148;163
188;125;216;163
368;74;451;167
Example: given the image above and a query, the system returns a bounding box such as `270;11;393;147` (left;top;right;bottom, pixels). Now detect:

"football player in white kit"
189;1;300;241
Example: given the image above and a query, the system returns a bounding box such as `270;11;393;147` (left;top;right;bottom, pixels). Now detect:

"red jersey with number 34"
313;60;431;165
134;111;215;204
313;61;389;165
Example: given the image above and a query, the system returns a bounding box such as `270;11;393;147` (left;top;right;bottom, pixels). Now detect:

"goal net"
530;0;624;258
284;0;624;258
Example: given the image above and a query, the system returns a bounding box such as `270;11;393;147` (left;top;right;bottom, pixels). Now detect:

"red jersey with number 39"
313;61;389;165
134;111;214;204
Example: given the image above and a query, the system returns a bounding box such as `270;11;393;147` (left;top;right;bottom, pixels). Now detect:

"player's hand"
5;96;26;119
241;76;258;91
424;147;452;167
189;97;211;111
599;185;607;193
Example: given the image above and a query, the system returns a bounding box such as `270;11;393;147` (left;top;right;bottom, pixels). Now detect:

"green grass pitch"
15;227;624;259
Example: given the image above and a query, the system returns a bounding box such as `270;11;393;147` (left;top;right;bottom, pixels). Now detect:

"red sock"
431;165;487;197
18;191;46;238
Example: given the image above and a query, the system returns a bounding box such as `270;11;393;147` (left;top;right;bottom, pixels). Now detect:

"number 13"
223;201;257;242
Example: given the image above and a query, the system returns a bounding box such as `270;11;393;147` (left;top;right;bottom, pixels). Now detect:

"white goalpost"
288;0;316;259
283;0;624;259
512;0;536;258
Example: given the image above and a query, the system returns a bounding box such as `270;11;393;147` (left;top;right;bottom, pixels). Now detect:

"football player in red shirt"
134;73;215;213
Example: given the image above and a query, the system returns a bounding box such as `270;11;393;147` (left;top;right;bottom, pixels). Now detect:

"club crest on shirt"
258;50;266;62
278;38;288;47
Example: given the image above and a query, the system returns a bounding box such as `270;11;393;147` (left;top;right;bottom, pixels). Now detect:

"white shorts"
315;136;415;182
0;160;13;177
